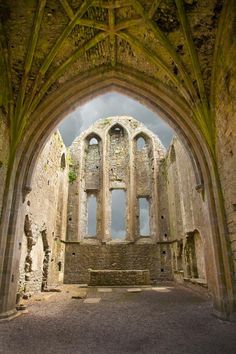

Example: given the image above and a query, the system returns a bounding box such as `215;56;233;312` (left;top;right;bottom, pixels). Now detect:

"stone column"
77;140;85;242
127;138;136;242
101;132;110;242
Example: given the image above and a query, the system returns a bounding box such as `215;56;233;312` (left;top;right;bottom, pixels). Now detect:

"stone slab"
97;288;113;293
84;298;101;304
127;288;142;293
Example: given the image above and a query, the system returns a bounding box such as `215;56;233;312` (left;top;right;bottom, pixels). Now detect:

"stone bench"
88;269;150;286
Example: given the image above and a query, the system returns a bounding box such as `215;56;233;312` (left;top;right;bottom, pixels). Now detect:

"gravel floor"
0;284;236;354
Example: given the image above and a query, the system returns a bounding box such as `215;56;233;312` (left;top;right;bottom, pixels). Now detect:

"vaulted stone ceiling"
0;0;227;156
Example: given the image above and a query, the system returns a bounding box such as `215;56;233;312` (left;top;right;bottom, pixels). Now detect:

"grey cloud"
58;92;174;148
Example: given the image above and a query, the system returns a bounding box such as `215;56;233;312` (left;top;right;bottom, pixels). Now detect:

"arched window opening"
139;198;150;236
89;137;98;145
87;194;97;236
137;137;146;150
111;189;126;240
109;124;124;137
170;145;176;163
85;134;101;190
60;153;66;169
58;261;62;272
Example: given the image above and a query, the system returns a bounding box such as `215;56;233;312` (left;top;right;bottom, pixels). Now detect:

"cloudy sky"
59;92;174;148
58;92;174;238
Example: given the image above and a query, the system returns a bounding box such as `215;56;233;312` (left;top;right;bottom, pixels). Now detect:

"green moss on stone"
68;168;77;183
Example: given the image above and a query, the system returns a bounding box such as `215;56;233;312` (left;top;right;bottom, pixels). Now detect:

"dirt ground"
0;283;236;354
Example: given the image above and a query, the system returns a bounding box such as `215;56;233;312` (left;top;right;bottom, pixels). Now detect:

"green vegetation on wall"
68;167;77;183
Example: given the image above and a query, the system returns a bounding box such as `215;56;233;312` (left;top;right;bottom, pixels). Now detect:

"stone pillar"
102;133;110;241
127;138;135;242
77;140;85;242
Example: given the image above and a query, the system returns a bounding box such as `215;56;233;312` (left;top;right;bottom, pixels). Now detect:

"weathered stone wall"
215;8;236;280
67;116;165;242
85;140;101;190
64;242;172;284
64;117;173;286
109;126;129;184
66;140;81;241
160;138;209;286
134;141;152;196
89;269;151;286
18;131;68;295
157;159;171;242
0;117;10;218
67;134;104;241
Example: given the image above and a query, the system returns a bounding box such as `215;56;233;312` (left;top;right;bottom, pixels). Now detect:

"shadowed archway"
0;67;234;320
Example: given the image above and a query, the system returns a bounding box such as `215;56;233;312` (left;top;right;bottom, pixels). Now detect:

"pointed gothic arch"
0;67;234;320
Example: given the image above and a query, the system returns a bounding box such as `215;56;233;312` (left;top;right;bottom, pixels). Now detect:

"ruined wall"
215;7;236;280
108;125;129;184
134;137;152;196
64;117;170;284
64;243;172;284
18;131;68;295
107;125;130;239
85;139;102;190
89;269;151;286
66;138;81;242
67;116;165;242
159;138;209;286
67;134;104;241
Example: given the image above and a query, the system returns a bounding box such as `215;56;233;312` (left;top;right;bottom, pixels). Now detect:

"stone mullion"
101;133;109;242
96;141;104;242
77;140;86;242
128;138;136;242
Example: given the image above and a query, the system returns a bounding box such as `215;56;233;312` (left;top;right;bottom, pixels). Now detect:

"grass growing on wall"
68;168;77;183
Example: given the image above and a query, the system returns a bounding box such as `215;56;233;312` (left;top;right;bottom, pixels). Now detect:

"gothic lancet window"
137;136;146;150
139;197;150;236
111;189;126;240
87;194;97;236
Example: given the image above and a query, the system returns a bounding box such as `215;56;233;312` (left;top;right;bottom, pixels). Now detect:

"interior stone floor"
1;283;236;354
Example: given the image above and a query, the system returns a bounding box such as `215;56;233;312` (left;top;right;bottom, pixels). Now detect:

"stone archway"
0;68;234;320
